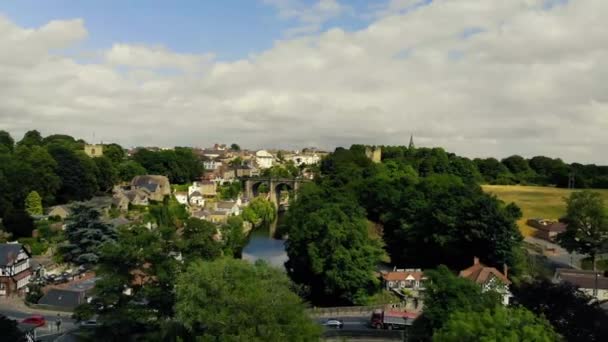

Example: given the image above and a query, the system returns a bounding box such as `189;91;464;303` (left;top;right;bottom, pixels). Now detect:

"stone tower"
365;146;382;163
84;144;104;158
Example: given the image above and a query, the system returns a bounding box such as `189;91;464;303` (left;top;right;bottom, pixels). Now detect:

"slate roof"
38;289;85;309
0;243;27;267
556;268;608;290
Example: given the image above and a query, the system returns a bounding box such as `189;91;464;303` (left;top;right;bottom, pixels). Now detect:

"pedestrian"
56;313;62;332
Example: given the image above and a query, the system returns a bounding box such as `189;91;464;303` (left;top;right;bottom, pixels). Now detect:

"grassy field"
482;185;608;237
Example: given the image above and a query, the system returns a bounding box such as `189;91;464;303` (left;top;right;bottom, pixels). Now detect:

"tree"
93;156;118;192
87;225;180;340
242;197;276;227
2;209;34;238
512;279;608;341
285;183;384;305
48;145;98;202
433;306;560;342
221;216;247;257
21;146;61;205
18;130;43;148
59;205;117;265
175;258;321;341
117;160;147;182
180;218;222;262
0;315;26;342
0;130;14;153
103;143;125;164
557;191;608;270
24;191;43;216
414;265;501;335
230;143;240;151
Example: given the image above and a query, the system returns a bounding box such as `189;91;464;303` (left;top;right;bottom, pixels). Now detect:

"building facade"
0;244;32;296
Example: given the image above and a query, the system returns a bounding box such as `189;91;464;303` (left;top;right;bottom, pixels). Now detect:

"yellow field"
482;185;608;237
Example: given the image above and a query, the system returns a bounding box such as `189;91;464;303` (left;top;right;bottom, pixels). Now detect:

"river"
241;212;288;269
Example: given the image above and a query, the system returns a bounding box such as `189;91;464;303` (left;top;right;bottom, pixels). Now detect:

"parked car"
79;318;98;327
322;319;343;329
21;315;46;327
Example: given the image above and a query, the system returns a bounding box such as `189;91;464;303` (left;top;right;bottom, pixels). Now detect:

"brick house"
0;243;32;296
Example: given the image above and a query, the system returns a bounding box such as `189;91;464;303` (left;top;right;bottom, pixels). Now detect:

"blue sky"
0;0;372;60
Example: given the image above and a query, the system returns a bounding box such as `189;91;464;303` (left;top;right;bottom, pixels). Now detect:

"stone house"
189;191;205;207
131;175;171;201
216;201;240;216
459;257;511;305
381;268;426;292
0;243;32;296
112;195;130;212
174;191;189;205
47;205;72;220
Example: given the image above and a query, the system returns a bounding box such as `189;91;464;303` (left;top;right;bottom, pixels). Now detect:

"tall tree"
414;265;501;336
24;191;43;216
117;160;147;182
433;306;560;342
102;143;125;164
18;130;43;148
230;143;240;151
48;145;98;202
242;197;276;227
557;191;608;270
285;183;384;305
59;205;116;265
180;218;222;262
93;156;118;192
176;258;321;341
0;315;27;342
512;279;608;342
0;130;14;153
2;209;34;238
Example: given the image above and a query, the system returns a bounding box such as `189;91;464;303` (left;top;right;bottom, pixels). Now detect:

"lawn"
482;185;608;237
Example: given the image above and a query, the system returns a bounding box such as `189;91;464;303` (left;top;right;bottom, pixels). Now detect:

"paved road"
317;315;371;331
0;308;76;339
524;236;585;270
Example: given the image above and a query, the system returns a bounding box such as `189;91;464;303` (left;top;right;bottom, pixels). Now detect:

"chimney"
473;256;479;265
503;264;508;279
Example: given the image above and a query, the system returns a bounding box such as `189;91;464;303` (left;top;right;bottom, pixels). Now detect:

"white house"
0;243;32;296
174;192;189;205
203;160;222;170
555;268;608;301
255;150;274;169
291;153;320;166
189;191;205;207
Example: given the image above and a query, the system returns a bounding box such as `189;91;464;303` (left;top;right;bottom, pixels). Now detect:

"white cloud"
1;0;608;163
263;0;351;35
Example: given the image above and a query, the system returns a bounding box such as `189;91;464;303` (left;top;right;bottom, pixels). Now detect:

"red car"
21;315;46;327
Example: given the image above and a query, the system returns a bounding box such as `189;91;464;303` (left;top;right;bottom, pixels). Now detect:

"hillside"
482;185;608;237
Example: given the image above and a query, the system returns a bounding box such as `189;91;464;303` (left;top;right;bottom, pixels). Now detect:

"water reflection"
241;213;288;269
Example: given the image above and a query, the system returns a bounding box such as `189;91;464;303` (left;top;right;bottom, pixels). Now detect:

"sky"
0;0;606;163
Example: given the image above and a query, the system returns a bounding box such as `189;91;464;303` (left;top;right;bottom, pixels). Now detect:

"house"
131;175;171;201
291;153;320;166
381;268;426;292
255;150;274;169
527;219;567;242
203;160;222;170
235;165;260;178
47;205;71;220
216;201;240;216
191;210;209;220
459;257;511;305
122;189;150;206
208;211;229;224
174;191;189;205
199;181;217;197
189;191;205;207
112;195;130;212
554;268;608;301
0;243;32;296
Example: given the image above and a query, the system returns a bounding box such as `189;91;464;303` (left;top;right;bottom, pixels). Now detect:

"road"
317;315;371;331
0;307;76;340
317;315;406;340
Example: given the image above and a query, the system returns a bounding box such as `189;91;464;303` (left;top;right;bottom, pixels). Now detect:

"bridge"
244;178;307;208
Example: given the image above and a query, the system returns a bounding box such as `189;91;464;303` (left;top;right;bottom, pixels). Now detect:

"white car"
323;319;344;329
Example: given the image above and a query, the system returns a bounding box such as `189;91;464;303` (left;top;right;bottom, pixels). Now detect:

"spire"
408;134;415;149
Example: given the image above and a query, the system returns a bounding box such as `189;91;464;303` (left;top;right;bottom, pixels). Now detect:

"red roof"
459;260;510;285
382;270;425;282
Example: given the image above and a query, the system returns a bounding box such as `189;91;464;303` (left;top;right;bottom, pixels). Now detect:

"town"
0;130;607;341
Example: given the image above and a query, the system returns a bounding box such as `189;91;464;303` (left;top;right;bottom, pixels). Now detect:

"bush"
18;237;48;255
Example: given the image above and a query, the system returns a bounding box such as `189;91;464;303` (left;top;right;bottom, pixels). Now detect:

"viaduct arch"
244;178;306;208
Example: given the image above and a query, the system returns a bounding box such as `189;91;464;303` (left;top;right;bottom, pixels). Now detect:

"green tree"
87;225;180;340
285;183;384;305
48;145;98;202
218;181;242;200
221;216;247;257
0;130;14;153
433;306;560;342
414;265;501;336
242;197;276;227
512;279;608;341
17;130;43;148
117;160;147;182
59;205;117;265
2;209;34;238
93;156;118;192
103;143;125;164
180;218;222;262
557;191;608;270
24;191;43;216
176;258;321;341
230;143;240;151
22;146;61;205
